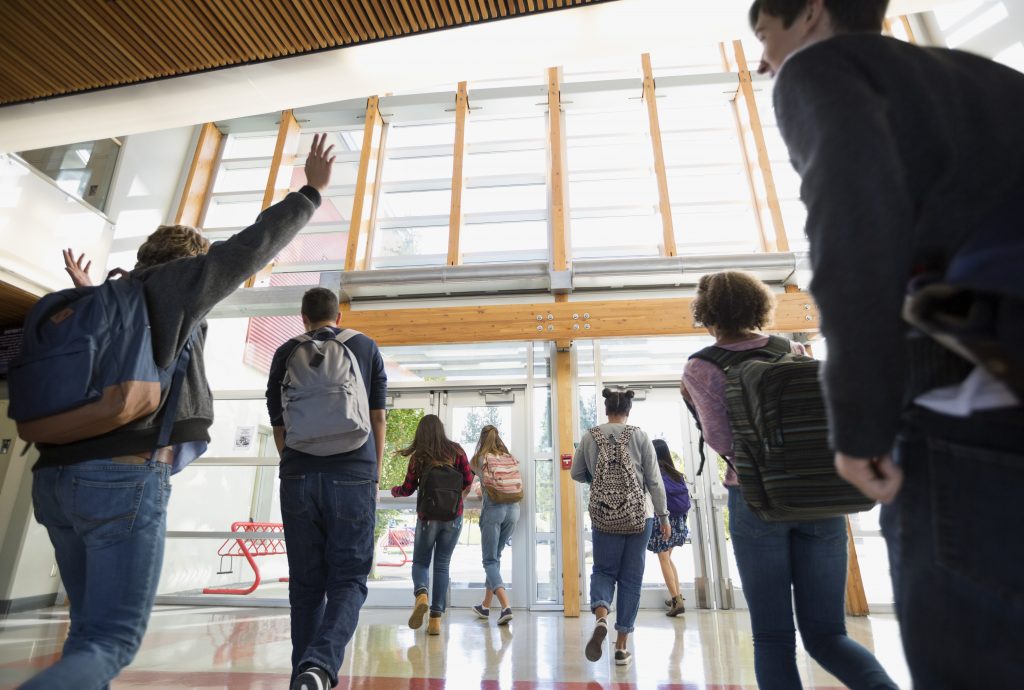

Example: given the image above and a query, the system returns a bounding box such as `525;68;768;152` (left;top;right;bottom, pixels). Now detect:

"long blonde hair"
471;424;510;471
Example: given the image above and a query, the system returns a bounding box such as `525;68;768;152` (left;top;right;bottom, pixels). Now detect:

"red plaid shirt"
391;447;473;519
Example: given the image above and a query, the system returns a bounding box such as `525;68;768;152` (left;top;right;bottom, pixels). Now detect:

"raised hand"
304;132;336;193
63;248;93;287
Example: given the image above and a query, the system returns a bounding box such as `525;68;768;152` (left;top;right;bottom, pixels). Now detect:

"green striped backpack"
689;336;875;522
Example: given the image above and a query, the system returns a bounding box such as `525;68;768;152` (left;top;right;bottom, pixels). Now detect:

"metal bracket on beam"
549;269;572;295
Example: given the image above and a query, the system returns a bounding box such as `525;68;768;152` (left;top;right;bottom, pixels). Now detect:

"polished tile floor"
0;606;909;689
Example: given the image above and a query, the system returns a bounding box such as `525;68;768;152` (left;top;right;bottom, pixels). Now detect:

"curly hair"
691;271;775;337
135;225;210;269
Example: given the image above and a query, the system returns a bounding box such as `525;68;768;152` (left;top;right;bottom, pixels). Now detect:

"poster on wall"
234;425;256;451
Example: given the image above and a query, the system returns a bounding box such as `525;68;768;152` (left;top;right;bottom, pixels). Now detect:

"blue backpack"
7;276;194;448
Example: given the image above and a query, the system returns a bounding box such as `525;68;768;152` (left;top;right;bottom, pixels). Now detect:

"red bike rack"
202;522;289;596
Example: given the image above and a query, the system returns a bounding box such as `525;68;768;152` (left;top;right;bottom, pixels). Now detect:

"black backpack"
688;336;875;522
417;461;464;521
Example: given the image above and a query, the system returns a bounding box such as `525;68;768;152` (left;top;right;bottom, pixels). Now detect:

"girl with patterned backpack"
571;388;670;669
470;425;523;626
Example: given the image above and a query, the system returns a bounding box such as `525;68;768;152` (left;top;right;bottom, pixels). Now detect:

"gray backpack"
588;425;647;535
281;328;371;456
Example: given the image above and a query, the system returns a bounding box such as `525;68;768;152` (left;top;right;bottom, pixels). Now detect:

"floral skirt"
647;514;689;553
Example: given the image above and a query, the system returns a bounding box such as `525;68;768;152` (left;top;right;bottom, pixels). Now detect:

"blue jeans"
22;459;171;690
280;471;376;687
412;516;463;614
728;487;897;690
893;406;1024;688
590;518;653;634
480;497;519;593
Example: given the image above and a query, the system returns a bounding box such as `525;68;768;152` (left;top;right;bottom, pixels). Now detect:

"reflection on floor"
0;606;909;689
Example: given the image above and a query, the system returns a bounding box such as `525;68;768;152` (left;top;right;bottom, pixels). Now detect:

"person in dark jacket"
266;286;387;690
749;1;1024;686
647;439;690;617
22;134;335;690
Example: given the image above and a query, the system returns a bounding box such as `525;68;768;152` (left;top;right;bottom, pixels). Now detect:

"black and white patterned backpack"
587;425;646;534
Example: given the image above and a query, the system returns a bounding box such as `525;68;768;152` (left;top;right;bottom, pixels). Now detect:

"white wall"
0;154;114;296
924;0;1024;69
0;399;60;608
103;126;197;274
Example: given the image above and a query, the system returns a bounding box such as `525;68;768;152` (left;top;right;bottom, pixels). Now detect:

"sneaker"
664;597;673;608
409;592;429;630
614;649;632;667
497;607;513;626
585;618;608;662
666;594;686;617
427;613;442;636
291;666;331;690
473;604;490;620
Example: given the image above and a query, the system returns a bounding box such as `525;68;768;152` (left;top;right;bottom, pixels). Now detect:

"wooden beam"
247;110;301;288
733;41;789;253
899;15;918;44
845;518;870;616
346;96;384;272
341;292;820;346
641;54;676;258
447;81;469;266
720;43;769;253
547;67;570;272
362;122;389;267
555;346;581;616
174;122;222;227
882;17;895;37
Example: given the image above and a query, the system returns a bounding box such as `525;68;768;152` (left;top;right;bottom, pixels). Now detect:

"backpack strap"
156;328;200;448
334;328;362;345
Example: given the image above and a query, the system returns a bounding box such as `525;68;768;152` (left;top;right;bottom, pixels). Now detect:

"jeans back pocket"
72;477;145;547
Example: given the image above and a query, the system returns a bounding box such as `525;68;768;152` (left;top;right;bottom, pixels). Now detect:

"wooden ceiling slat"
30;3;131;85
165;0;233;66
293;0;333;49
117;1;198;71
0;0;613;106
329;1;369;44
353;1;389;38
134;1;211;69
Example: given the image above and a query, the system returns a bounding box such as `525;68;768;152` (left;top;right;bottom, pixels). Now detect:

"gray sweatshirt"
36;188;320;467
571;423;669;523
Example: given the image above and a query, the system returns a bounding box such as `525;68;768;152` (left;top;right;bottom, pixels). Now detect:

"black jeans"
893;406;1024;688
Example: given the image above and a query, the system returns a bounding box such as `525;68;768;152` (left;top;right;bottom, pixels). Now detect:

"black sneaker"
497;607;513;625
585;618;608;661
473;604;490;620
614;649;632;667
292;666;331;690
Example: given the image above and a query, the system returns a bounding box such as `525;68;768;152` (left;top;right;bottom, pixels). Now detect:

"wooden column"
447;82;469;266
845;518;870;616
555;346;581;616
247;110;301;287
174;122;222;227
733;41;789;253
346;96;384;272
641;54;676;257
899;16;919;44
720;43;770;253
547;67;570;273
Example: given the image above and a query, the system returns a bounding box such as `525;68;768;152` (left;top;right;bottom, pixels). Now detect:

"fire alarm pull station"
560;454;573;470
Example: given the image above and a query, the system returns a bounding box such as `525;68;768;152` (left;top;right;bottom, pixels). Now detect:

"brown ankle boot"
409;592;429;629
427;613;442;636
666;594;686;617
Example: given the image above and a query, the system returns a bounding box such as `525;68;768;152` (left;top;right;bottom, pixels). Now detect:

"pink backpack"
480;453;524;504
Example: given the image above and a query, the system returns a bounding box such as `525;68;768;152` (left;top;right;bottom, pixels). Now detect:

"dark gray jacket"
37;188;321;466
774;34;1024;456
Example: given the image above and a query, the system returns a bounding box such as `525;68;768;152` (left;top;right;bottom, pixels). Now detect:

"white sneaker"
614;649;632;667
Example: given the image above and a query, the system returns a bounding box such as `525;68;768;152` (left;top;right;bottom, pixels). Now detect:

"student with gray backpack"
571;388;670;669
266;286;388;690
391;414;474;636
682;271;896;690
7;134;336;690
